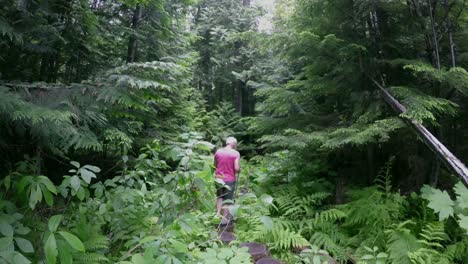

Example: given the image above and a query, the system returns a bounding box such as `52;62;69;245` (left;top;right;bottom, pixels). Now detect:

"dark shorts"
216;181;236;201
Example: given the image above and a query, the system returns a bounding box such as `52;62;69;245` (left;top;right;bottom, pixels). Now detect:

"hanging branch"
370;78;468;184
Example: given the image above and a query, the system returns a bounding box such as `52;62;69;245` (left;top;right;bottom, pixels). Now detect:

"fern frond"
315;208;347;224
443;237;468;262
417;222;447;247
274;190;330;219
374;156;395;197
385;222;420;264
84;234;109;251
73;253;109;264
261;225;310;251
309;231;347;261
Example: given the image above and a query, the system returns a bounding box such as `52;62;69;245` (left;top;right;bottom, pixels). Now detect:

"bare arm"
234;157;240;173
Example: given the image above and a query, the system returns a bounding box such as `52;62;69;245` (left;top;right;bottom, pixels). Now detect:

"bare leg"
221;201;231;225
216;197;223;215
223;206;228;218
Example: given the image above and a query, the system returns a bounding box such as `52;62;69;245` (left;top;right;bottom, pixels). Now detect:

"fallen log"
372;78;468;184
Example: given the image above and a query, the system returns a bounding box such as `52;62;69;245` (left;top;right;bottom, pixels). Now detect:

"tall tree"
192;0;260;115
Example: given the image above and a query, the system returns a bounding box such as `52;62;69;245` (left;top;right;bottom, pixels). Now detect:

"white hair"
226;136;237;145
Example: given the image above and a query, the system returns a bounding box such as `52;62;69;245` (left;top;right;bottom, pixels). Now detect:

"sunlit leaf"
45;234;58;264
58;231;85;252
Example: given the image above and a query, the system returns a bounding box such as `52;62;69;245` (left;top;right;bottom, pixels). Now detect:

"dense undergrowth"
0;133;258;263
1;133;467;263
244;154;468;263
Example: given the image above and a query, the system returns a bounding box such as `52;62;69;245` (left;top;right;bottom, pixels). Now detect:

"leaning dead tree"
371;78;468;184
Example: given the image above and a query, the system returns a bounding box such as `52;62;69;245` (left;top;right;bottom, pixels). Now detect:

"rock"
218;231;236;244
256;258;283;264
239;242;268;260
219;222;234;232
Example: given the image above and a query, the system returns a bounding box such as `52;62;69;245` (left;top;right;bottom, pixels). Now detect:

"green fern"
345;187;404;228
385;221;420;264
0;18;22;42
408;222;450;264
315;208;347;224
374;156;395;198
274;189;330;220
256;223;310;251
70;215;110;263
309;231;346;261
73;253;109;264
443;237;468;262
82;234;109;252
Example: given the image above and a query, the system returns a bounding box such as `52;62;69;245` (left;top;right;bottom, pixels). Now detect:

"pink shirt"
214;148;240;182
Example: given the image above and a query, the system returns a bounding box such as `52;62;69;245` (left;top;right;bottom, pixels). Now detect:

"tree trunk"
35;146;42;175
444;0;456;67
127;5;142;63
367;144;375;184
430;152;441;186
410;0;438;65
237;81;244;115
428;0;444;184
39;55;49;82
428;0;441;70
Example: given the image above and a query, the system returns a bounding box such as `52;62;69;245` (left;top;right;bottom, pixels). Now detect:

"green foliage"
374;156;395;197
407;222;450;264
1;1;468;264
195;102;247;148
259;225;309;251
0;133;239;263
395;61;468;96
274;189;329;220
44;215;86;264
421;182;468;234
58;162;100;201
15;175;57;209
193;0;261;114
389;86;458;125
0;211;33;264
248;151;468;263
358;246;388;264
295;245;333;264
194;244;251;264
384;222;420;264
0;55;199;178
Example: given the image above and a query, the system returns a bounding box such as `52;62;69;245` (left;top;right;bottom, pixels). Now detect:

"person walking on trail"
214;136;241;220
